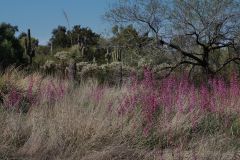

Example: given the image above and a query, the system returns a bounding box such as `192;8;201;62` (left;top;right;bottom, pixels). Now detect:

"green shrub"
54;51;70;61
77;62;134;84
42;60;57;75
69;45;83;62
76;62;89;72
231;117;240;137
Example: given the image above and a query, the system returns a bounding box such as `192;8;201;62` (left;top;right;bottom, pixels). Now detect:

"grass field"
1;69;240;160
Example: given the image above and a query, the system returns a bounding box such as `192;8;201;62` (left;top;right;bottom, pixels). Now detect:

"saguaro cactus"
78;35;87;57
112;46;122;62
24;29;35;64
112;46;123;86
105;48;111;64
68;59;77;81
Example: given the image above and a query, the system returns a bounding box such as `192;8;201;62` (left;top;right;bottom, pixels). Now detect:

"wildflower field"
0;69;240;160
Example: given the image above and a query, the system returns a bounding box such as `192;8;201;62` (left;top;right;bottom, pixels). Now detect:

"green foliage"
196;113;222;135
36;45;50;55
71;25;100;46
142;132;160;150
50;26;70;48
231;117;240;137
68;45;83;61
77;62;134;84
33;54;55;68
42;60;56;74
27;45;53;71
50;25;100;49
18;31;39;49
76;62;89;71
110;25;142;65
111;25;141;47
0;23;25;68
48;25;104;65
80;46;106;64
107;25;166;67
54;51;71;61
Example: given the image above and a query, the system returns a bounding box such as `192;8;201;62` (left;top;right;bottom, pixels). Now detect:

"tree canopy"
50;25;100;49
105;0;240;77
50;26;70;48
0;23;24;69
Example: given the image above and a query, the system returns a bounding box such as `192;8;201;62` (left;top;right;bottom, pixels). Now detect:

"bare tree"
105;0;240;77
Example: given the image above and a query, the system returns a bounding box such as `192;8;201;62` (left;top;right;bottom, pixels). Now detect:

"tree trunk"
29;56;32;65
202;47;214;81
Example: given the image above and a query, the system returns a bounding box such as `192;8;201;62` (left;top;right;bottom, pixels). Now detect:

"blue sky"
0;0;112;45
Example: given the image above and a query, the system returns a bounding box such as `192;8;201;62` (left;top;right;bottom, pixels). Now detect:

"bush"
76;62;89;72
32;54;56;71
42;60;57;75
77;62;135;84
69;45;83;62
54;51;70;61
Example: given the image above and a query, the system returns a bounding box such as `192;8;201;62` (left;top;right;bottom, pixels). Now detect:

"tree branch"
161;60;200;78
215;57;240;73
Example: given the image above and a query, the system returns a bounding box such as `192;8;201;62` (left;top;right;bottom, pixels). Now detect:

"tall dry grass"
1;69;240;159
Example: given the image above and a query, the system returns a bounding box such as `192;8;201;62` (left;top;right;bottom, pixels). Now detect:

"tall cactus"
24;29;35;64
112;46;122;62
78;35;87;57
105;48;111;64
112;46;123;86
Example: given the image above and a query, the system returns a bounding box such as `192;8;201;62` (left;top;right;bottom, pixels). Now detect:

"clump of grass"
0;68;70;113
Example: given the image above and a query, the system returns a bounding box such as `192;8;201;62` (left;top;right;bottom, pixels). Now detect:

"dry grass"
1;71;240;159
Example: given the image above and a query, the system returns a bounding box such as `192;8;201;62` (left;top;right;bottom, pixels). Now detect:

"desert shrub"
78;63;101;81
68;45;83;62
78;62;135;84
42;60;57;75
32;54;56;71
54;51;70;61
137;57;154;68
33;54;55;66
39;49;81;77
98;62;134;84
76;62;89;72
36;45;50;55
